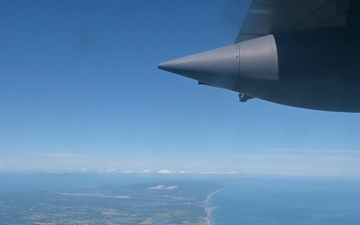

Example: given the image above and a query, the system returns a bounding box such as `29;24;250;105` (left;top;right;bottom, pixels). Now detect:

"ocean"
210;176;360;225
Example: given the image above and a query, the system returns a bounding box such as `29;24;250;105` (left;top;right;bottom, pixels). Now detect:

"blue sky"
1;0;360;176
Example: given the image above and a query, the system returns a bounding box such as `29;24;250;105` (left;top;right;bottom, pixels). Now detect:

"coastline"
203;188;226;225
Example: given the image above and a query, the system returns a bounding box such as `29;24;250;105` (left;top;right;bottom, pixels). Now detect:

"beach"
203;188;226;225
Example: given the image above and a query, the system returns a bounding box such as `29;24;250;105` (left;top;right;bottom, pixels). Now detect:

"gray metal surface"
158;35;279;92
158;44;240;91
158;0;360;112
236;27;360;112
236;0;347;42
237;35;278;82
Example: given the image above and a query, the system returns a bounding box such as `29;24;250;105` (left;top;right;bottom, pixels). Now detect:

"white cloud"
166;185;178;190
122;170;134;174
149;185;165;190
114;195;131;199
80;168;88;172
149;185;178;190
104;168;117;173
179;171;191;174
142;169;152;173
157;169;172;174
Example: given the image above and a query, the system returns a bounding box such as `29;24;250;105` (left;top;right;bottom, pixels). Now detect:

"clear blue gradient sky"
1;0;360;176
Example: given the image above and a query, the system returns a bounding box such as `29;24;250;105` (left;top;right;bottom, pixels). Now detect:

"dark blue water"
211;176;360;225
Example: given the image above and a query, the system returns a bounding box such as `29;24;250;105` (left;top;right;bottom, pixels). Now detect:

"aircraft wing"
236;0;360;42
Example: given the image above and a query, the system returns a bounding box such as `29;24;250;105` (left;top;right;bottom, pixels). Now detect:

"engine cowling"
159;27;360;112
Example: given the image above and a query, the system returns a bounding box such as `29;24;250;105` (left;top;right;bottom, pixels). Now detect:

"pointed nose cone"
158;44;240;91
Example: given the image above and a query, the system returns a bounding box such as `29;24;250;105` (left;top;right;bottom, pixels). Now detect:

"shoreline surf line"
204;187;226;225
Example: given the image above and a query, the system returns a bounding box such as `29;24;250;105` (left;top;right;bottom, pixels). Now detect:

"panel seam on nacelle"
269;35;279;82
235;42;242;92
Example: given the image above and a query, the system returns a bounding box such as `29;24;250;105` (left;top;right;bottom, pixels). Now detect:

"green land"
0;180;223;225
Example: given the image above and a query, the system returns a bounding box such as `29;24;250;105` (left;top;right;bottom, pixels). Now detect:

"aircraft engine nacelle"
238;27;360;112
159;27;360;112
